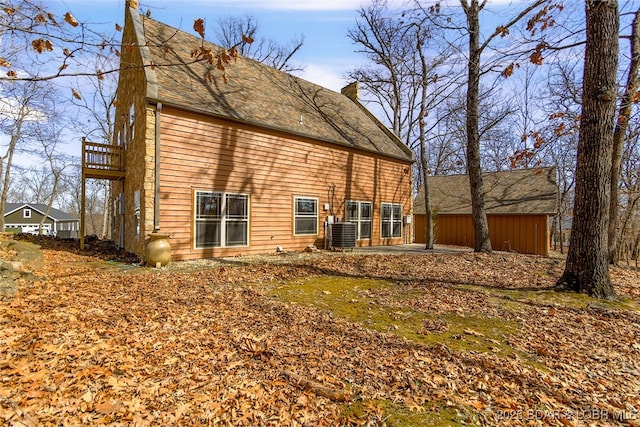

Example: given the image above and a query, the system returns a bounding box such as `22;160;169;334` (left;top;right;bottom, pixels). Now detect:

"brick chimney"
126;0;139;9
341;81;360;102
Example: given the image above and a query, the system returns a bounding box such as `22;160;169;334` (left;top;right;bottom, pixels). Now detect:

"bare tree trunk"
37;165;64;236
556;0;618;299
608;8;640;264
347;1;416;143
417;33;434;250
618;189;640;252
38;174;60;235
36;121;67;236
461;0;491;253
0;131;21;231
557;187;565;254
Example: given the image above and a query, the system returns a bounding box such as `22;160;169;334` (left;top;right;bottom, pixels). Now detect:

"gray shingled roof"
4;203;79;221
414;167;558;215
130;13;413;163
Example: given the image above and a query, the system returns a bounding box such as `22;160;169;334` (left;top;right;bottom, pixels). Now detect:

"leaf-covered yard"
1;236;639;426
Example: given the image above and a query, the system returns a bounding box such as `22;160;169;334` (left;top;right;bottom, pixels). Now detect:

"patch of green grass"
272;276;519;356
418;313;519;355
455;284;640;312
340;399;479;426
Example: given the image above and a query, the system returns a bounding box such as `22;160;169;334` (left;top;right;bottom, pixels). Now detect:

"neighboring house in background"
4;203;80;238
414;167;558;256
81;0;414;261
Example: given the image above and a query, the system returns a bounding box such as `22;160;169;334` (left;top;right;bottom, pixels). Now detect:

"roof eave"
129;10;158;99
3;203;28;217
4;203;54;220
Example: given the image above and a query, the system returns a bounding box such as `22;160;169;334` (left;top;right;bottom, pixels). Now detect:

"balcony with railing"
82;138;125;179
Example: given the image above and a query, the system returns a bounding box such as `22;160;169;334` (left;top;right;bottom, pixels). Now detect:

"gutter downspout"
154;102;162;231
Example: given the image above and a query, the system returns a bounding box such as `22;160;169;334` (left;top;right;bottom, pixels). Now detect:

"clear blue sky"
51;0;387;92
50;0;585;92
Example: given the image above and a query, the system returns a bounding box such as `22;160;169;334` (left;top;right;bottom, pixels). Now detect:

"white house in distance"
3;203;80;238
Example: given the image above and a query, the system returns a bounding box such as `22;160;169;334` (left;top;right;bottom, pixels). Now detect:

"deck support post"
80;138;86;250
80;137;126;249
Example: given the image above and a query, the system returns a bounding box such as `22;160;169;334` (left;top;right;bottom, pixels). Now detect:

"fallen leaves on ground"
0;236;639;426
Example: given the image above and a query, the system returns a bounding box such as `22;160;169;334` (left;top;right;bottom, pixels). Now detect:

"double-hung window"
345;201;372;240
225;194;249;246
195;191;249;248
294;197;318;235
381;203;402;238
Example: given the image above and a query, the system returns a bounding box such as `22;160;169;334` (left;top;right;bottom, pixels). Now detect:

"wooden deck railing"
82;138;125;179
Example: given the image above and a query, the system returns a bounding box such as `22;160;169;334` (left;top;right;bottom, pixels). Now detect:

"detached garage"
414;167;558;256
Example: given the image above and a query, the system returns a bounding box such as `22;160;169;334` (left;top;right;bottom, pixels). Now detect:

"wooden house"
414;168;558;256
81;1;414;261
4;203;79;238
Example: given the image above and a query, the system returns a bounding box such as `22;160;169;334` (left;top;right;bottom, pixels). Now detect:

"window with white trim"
195;191;249;248
345;201;372;240
23;208;31;219
294;197;318;235
381;203;402;238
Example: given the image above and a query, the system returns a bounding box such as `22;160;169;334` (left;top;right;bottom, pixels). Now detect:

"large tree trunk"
556;1;618;299
608;8;640;265
633;232;640;262
462;0;491;253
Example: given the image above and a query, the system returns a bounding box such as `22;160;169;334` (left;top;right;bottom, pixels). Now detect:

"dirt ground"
0;234;639;426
